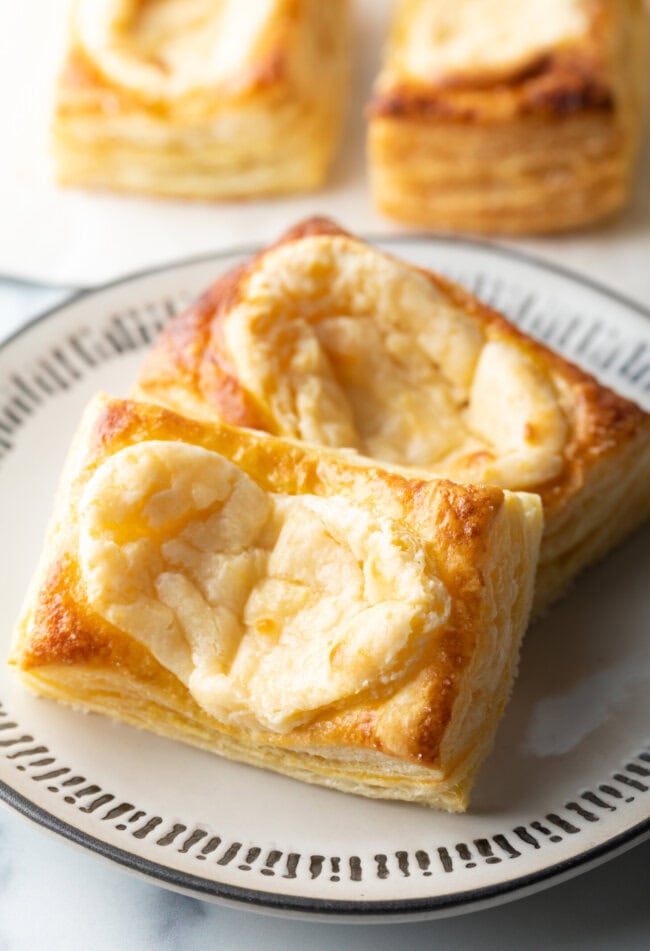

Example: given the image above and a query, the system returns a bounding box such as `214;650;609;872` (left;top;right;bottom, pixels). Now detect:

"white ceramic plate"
0;238;648;923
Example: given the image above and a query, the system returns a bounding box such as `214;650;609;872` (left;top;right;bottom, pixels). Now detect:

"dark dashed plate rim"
0;235;649;921
1;775;648;919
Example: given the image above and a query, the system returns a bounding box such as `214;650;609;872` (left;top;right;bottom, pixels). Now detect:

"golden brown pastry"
134;218;650;613
52;0;350;198
367;0;647;233
10;395;542;811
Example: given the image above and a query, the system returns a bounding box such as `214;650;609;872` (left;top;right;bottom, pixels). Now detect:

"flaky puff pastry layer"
367;0;647;233
134;218;650;613
10;395;542;811
52;0;350;199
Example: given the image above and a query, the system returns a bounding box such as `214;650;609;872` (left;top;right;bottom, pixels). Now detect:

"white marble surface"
0;274;649;949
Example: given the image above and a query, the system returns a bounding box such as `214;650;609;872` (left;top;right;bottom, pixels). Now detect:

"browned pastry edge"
367;0;622;123
368;51;616;124
136;216;650;520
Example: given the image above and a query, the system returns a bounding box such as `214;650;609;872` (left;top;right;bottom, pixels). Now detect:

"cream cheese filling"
74;0;277;101
79;441;450;732
395;0;589;84
223;237;568;490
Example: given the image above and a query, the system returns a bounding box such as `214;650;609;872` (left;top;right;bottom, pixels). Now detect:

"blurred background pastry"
368;0;648;233
52;0;351;198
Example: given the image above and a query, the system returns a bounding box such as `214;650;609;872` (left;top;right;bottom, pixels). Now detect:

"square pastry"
135;218;650;612
10;395;542;811
367;0;647;233
52;0;350;198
